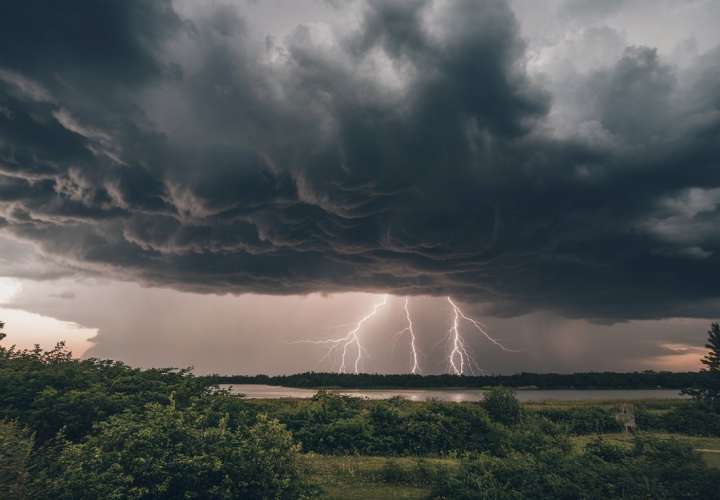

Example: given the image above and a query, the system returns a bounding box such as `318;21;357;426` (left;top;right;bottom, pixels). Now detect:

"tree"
0;320;5;342
685;323;720;411
701;323;720;374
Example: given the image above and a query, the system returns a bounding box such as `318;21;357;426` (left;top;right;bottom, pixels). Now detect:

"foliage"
529;407;623;434
0;329;312;499
266;394;512;456
244;392;573;458
0;420;34;499
684;323;720;411
431;436;720;499
0;334;208;443
482;387;521;426
43;402;310;500
636;405;720;436
701;323;720;373
223;393;711;456
495;416;572;457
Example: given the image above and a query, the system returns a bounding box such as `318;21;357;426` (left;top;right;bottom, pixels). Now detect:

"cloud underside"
1;0;719;320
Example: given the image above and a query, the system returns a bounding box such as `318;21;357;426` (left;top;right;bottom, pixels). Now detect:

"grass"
303;432;720;498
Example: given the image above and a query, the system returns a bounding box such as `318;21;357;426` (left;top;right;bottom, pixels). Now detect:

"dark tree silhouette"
685;323;720;411
701;323;720;374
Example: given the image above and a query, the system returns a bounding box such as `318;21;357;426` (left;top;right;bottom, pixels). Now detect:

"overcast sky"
1;0;719;374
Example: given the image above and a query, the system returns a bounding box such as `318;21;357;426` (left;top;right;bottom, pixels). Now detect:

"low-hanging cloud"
1;0;719;321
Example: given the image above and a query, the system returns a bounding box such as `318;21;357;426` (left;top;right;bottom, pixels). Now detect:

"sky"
0;0;719;374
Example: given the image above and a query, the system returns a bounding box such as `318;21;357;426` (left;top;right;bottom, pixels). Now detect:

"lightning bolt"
446;297;518;375
293;294;389;374
293;295;515;376
394;297;420;374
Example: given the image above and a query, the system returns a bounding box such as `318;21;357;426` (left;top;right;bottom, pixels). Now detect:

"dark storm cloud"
1;0;720;320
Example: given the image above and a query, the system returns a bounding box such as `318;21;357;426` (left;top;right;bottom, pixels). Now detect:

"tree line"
205;370;709;389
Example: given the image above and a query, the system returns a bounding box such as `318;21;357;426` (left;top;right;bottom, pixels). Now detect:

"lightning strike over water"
295;295;515;375
395;297;421;374
293;294;389;374
446;297;518;375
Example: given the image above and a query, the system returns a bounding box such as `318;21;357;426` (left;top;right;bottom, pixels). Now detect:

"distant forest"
204;371;709;389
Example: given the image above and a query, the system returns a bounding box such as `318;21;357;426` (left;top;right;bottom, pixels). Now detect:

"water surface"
219;384;688;402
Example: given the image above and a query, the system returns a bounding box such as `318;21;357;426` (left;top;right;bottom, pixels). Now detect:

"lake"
219;384;688;402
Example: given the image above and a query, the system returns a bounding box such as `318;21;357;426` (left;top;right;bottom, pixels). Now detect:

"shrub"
482;387;521;426
0;336;208;443
637;404;720;436
0;420;34;499
501;416;572;456
431;437;720;500
45;402;311;499
531;407;623;434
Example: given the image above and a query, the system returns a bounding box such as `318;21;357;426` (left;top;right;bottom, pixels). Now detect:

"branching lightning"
394;297;420;374
294;294;517;375
293;294;389;374
448;297;471;375
446;297;518;375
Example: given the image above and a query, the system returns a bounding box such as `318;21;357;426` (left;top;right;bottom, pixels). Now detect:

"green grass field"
304;432;720;499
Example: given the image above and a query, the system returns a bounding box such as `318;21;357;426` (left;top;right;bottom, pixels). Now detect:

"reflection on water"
219;385;688;402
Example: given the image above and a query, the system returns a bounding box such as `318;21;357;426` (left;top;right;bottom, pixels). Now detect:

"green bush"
482;387;521;426
282;394;506;456
637;404;720;436
264;393;571;457
0;338;207;443
45;402;310;499
431;436;720;499
531;407;623;434
500;416;572;457
0;420;34;499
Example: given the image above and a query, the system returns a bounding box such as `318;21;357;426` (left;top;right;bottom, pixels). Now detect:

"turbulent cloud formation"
1;0;720;321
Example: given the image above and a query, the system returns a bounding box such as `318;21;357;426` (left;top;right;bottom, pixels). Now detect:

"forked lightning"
395;297;420;374
446;297;518;375
293;294;389;374
296;295;516;375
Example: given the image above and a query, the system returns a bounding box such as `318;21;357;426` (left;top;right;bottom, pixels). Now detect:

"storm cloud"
1;0;720;321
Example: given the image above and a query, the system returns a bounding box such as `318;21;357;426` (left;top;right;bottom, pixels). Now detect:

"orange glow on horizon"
0;307;96;357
